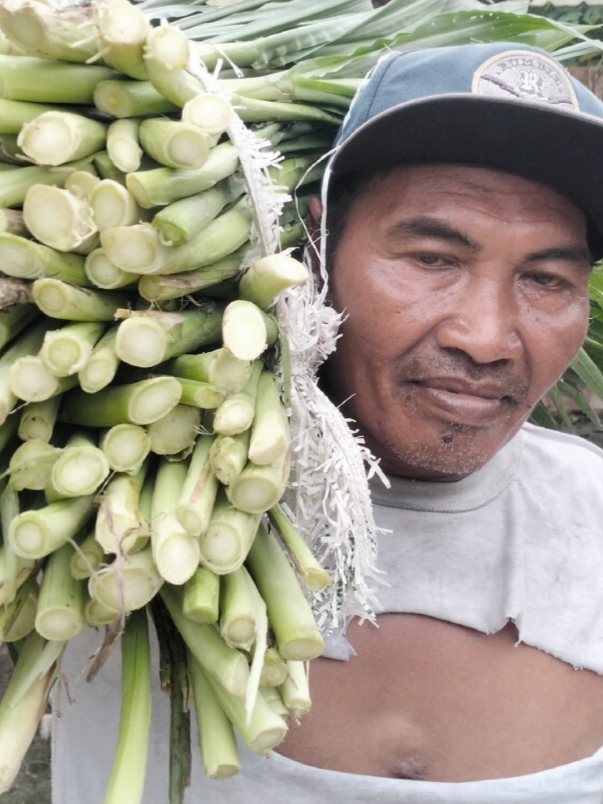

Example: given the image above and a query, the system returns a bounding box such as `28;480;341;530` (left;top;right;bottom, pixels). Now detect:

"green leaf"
556;379;602;429
529;400;559;430
570;347;603;405
589;265;603;310
547;385;575;432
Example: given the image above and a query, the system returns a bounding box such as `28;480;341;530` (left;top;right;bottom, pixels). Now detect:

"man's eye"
416;253;445;266
526;272;563;288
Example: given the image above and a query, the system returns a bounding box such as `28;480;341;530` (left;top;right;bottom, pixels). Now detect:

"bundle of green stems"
0;2;335;799
0;0;601;800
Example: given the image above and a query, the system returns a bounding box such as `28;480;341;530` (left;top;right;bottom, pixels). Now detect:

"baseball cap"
325;42;603;257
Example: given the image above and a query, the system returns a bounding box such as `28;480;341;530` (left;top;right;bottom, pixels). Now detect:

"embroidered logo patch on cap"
472;50;579;109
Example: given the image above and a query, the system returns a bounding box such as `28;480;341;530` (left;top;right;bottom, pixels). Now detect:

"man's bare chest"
277;613;603;782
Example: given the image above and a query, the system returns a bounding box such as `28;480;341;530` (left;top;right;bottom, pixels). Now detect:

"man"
54;43;603;802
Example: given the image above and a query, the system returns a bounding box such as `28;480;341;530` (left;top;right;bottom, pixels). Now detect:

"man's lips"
409;377;515;423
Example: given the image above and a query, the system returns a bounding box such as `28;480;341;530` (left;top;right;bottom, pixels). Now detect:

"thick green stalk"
183;566;219;625
281;660;312;718
85;248;139;291
182;93;233;140
228;451;289;514
239;253;309;310
0;319;51;423
247;522;324;661
220;566;257;651
268;504;331;592
103;197;252;276
10;354;79;403
85;597;117;627
8;438;59;491
0;161;96;208
62;376;182;427
204;666;288;755
9;493;95;560
0;537;37;604
95;0;150;81
77;325;120;393
104;608;152;804
189;653;241;779
40;321;106;377
35;540;86;641
0;54;116;103
93;151;126;184
18;111;107;167
137;249;247;303
0;302;39;350
166;348;252;396
151;182;237;247
115;305;223;367
106;118;142;174
99;423;151;474
213;359;262;436
261;685;289;720
0;98;58;134
209;430;250;487
89;546;163;613
260;647;288;688
100;222;166;275
93;79;179;118
222;299;279;361
18;395;61;443
69;531;104;580
161;583;249;699
90;179;145;232
0;543;36;608
139;118;212;170
148;404;201;456
125;142;239;209
143;26;201;108
0;575;38;642
248;370;289;465
0;233;90;284
23;184;98;254
32;278;130;322
232;92;341;125
0;631;61;794
64;169;100;202
151;458;200;585
177;434;219;538
268;155;321;191
172;377;224;410
200;487;261;575
0;0;100;63
0;483;36;608
95;462;149;554
47;431;110;501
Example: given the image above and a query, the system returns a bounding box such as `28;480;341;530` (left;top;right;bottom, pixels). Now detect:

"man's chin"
380;425;507;481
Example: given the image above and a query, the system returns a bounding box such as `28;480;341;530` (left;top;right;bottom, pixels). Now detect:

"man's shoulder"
520;422;603;486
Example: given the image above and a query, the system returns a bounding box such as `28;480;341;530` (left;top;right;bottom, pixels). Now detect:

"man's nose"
435;273;523;364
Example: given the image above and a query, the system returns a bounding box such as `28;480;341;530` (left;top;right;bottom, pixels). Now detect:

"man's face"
323;164;591;481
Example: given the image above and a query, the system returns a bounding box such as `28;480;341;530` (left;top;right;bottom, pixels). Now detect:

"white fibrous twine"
187;47;384;631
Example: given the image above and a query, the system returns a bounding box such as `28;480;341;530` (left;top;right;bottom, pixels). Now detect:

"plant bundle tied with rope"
0;0;602;801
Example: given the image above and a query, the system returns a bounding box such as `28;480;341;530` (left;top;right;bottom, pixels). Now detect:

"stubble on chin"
383;424;494;480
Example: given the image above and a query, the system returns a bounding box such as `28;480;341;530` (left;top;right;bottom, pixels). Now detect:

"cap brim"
329;94;603;258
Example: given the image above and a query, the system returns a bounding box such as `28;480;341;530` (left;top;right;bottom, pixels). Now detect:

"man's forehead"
354;163;589;227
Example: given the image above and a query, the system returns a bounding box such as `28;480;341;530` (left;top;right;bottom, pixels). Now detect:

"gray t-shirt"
52;423;603;803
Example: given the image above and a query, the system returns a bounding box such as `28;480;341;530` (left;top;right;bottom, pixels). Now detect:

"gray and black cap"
324;42;603;258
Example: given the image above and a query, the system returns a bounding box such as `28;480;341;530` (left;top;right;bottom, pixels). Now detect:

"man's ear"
306;196;325;289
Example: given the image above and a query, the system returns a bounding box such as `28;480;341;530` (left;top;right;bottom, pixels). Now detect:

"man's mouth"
409;377;515;424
